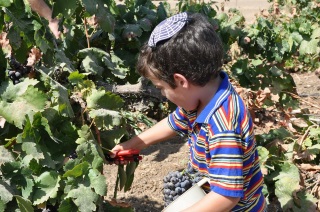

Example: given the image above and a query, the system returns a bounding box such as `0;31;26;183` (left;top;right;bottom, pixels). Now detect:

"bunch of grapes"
68;150;78;159
162;168;205;207
7;56;32;85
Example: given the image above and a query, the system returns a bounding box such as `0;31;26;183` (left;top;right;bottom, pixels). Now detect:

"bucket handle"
196;177;210;187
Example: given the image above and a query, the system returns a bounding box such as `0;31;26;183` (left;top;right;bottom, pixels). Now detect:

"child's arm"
182;191;240;212
111;117;177;154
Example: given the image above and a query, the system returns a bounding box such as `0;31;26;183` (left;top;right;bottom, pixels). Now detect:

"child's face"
148;74;199;111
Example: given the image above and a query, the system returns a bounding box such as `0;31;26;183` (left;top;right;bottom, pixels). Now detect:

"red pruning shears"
105;149;142;163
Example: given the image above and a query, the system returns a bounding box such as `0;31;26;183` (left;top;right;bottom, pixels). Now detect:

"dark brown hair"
136;13;224;88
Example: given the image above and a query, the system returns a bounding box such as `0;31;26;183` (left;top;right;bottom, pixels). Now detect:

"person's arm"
27;0;61;39
182;191;240;212
111;117;177;155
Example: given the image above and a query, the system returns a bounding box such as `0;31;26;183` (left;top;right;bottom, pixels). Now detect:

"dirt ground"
104;71;320;212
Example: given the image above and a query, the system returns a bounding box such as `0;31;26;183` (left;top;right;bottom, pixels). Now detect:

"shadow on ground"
140;136;188;162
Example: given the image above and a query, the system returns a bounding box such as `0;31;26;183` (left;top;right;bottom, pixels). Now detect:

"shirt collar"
195;71;233;124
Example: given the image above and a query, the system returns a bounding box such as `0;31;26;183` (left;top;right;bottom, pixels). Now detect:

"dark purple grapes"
163;167;207;207
7;56;33;85
162;170;193;207
68;151;78;159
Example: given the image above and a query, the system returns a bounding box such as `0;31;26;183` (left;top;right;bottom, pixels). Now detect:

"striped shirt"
168;71;267;211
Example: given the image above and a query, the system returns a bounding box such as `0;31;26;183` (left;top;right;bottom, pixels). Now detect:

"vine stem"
298;124;318;150
113;167;120;199
83;17;90;48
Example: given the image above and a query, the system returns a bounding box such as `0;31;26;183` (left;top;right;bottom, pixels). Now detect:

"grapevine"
0;0;319;211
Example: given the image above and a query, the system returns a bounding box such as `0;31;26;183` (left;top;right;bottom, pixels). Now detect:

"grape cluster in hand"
7;56;32;84
162;168;205;207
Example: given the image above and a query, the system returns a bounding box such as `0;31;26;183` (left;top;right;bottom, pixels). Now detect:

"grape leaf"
0;146;15;166
77;142;104;170
86;89;124;110
274;162;300;210
118;165;127;191
88;169;107;196
299;39;319;55
66;185;99;212
122;24;143;39
81;55;104;75
311;28;320;39
0;80;47;129
63;161;90;178
52;0;78;18
58;198;78;212
14;195;34;212
89;109;122;130
68;71;85;85
32;171;60;205
96;5;115;33
0;180;14;204
21;142;44;162
75;125;99;145
293;190;317;211
0;0;13;7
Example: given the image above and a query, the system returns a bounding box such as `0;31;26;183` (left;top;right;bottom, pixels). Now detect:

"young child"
111;12;267;212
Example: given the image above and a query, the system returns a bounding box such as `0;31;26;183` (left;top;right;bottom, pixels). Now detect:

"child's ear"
173;73;189;88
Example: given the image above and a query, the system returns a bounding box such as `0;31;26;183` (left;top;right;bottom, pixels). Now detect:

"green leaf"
0;0;13;7
251;59;263;67
75;125;95;145
68;71;85;85
290;31;303;44
274;162;300;210
0;180;14;204
138;18;152;32
118;165;127;191
88;169;107;196
0;80;47;129
257;146;269;165
269;66;283;76
58;198;78;212
122;24;143;39
66;185;99;212
33;171;61;205
21;142;45;162
15;195;34;212
100;128;127;149
7;27;22;50
55;50;75;72
52;0;78;18
0;146;15;165
96;6;115;33
86;89;124;110
81;55;104;75
77;142;104;170
311;28;320;39
89;109;122;130
51;82;74;118
293;190;317;211
63;162;90;178
299;39;319;55
124;162;137;191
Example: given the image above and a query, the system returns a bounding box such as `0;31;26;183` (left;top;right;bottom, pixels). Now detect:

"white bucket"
162;178;209;212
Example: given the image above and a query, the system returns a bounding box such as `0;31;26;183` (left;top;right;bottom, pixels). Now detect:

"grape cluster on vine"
162;167;205;207
7;56;32;85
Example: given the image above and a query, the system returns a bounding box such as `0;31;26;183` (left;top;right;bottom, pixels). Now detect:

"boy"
111;12;267;211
